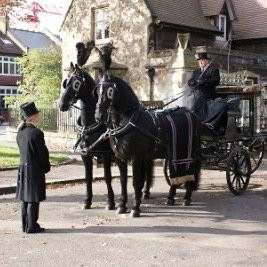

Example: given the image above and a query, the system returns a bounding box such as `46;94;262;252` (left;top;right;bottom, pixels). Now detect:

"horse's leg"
166;185;177;205
81;155;93;209
115;158;128;214
130;158;145;217
143;159;154;200
184;161;201;206
102;154;115;210
184;182;193;206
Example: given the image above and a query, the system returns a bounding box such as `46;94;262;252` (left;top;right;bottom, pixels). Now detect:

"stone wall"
146;45;267;104
61;0;152;99
233;40;267;55
61;0;267;104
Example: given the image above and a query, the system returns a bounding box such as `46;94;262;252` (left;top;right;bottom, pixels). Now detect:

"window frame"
0;86;19;108
92;6;110;45
0;56;21;76
217;14;227;41
0;86;19;96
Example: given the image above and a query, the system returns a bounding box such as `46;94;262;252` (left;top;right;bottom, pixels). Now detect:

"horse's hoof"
166;199;175;206
143;193;150;200
82;203;91;210
116;206;127;214
183;199;191;206
106;203;116;210
130;210;140;218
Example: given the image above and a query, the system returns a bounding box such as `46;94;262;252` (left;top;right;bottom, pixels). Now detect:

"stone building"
60;0;267;102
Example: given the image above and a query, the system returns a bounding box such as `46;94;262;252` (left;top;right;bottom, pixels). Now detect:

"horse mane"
76;68;97;111
111;75;140;111
83;68;96;89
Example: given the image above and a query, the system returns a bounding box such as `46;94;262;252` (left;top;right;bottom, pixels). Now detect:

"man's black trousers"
21;202;40;232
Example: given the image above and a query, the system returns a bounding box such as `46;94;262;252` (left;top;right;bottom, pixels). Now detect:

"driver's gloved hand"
188;79;198;88
196;79;205;86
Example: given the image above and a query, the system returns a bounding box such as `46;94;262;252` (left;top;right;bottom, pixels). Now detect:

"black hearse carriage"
164;73;267;196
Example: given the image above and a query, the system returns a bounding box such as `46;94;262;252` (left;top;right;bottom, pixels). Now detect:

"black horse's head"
59;63;96;112
94;43;139;123
94;74;140;123
94;74;117;122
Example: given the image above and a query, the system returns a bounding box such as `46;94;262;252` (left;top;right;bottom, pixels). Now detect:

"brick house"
0;14;60;114
60;0;267;101
0;16;23;116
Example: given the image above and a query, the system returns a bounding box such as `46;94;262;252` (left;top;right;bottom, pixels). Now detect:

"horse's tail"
141;159;155;188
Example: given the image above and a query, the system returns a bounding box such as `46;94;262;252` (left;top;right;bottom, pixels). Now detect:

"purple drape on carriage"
160;107;200;185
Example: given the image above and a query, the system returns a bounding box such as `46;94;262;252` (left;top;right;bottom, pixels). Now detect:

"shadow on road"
45;225;267;236
1;187;266;225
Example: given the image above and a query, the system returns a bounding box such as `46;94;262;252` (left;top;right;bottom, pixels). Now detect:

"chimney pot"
0;13;9;34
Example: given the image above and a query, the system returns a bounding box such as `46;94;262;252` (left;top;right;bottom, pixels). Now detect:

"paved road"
0;124;16;148
0;174;266;266
1;125;267;266
0;124;7;134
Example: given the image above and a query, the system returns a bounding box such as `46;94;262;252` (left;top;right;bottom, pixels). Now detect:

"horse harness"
106;105;166;153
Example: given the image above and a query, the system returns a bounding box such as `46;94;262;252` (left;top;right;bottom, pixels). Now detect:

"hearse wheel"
163;159;171;186
226;146;251;195
246;138;265;174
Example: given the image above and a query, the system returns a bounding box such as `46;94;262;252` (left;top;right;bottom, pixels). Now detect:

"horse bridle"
82;76;166;154
64;70;86;107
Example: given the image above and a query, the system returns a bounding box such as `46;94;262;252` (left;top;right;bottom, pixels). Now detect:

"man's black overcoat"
16;123;50;202
188;64;220;99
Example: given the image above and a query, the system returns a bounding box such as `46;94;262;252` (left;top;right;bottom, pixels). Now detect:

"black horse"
94;69;201;217
58;43;154;212
59;63;125;210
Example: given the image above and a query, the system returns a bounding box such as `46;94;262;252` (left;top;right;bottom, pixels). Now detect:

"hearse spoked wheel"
226;146;251;195
246;138;265;174
163;159;171;186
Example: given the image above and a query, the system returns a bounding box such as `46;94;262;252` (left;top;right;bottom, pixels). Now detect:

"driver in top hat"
187;48;220;121
16;102;50;234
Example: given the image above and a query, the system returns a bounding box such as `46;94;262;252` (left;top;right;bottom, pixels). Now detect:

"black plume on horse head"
76;40;95;67
97;43;116;73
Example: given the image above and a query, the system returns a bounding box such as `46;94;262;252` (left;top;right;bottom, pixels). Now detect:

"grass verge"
0;146;71;169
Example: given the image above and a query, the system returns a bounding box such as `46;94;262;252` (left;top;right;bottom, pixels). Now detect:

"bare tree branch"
0;0;26;13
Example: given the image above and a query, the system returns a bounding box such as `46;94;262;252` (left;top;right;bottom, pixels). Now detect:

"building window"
217;14;227;40
0;87;18;96
0;86;19;108
93;7;110;44
0;56;20;76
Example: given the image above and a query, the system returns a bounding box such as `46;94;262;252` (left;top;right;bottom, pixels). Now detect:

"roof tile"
200;0;267;39
144;0;218;32
0;31;23;55
8;28;57;50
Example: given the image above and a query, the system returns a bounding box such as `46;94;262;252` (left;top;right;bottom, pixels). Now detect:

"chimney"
0;12;9;34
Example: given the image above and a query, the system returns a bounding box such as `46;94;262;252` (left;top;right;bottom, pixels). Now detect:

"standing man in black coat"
16;102;50;234
187;50;220;122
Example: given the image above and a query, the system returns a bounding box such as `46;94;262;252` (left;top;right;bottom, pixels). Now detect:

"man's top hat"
20;102;40;119
194;46;211;60
195;52;211;60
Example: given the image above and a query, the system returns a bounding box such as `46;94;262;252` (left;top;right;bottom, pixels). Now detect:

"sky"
10;0;72;34
257;0;267;8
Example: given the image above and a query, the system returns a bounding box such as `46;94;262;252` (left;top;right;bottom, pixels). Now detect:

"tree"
0;0;25;12
0;0;26;23
6;47;62;108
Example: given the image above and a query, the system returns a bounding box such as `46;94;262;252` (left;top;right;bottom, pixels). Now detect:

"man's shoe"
26;227;45;234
